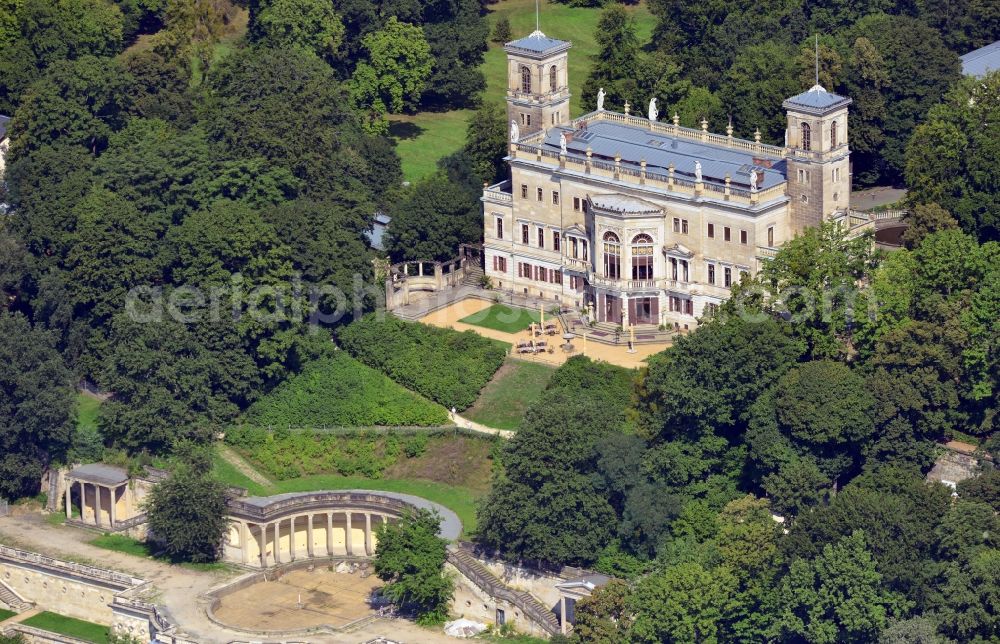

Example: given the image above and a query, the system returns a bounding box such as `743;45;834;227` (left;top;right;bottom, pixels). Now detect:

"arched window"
830;120;838;148
631;234;654;280
549;65;557;92
520;66;531;93
603;232;620;279
801;122;812;151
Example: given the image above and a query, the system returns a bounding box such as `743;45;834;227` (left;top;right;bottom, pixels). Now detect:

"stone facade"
485;33;853;329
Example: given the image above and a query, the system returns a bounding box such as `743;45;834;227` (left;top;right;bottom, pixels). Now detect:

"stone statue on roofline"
695;161;703;183
648;97;658;122
597;87;606;111
560;132;567;156
750;170;758;192
510;120;519;143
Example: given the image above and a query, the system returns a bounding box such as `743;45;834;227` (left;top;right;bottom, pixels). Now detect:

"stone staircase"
447;548;561;635
0;580;34;613
462;264;485;287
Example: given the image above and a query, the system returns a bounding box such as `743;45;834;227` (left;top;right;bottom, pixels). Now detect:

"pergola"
65;464;131;528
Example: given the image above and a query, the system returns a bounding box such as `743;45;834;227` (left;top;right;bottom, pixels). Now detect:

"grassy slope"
21;612;109;644
76;392;102;433
393;0;655;182
0;608;16;621
464;360;556;429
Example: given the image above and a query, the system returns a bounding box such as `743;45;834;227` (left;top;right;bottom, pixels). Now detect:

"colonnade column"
306;514;314;558
290;516;297;561
273;522;281;564
239;522;249;565
108;486;116;527
560;596;567;635
326;513;333;556
258;524;267;567
364;513;372;556
93;484;102;528
345;513;353;556
65;480;72;519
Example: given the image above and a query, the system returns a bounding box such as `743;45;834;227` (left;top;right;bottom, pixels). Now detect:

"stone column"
65;480;72;519
240;522;249;565
258;524;267;568
93;484;102;528
306;514;314;558
108;485;117;527
289;516;296;561
273;522;281;564
364;513;372;556
326;513;333;556
345;512;353;556
560;596;567;635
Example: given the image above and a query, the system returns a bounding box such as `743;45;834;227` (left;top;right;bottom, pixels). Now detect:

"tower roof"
783;84;851;115
505;30;571;58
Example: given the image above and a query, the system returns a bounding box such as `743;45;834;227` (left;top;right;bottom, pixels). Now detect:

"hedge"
245;351;449;427
338;314;508;410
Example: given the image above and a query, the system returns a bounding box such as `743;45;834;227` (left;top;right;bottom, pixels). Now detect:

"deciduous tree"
373;509;452;622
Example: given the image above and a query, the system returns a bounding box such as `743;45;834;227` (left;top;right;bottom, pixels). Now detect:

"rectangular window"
682;219;689;234
526;115;531;126
740;230;748;245
553;232;560;252
708;263;716;285
708;223;715;238
521;184;528;199
495;217;503;239
521;224;529;244
673;218;680;233
670;258;678;281
685;299;693;315
573;197;581;211
582;240;589;261
570;237;578;258
767;226;774;246
681;260;689;282
536;187;543;202
552;191;559;205
498;257;507;272
537;227;544;248
724;227;732;242
554;270;563;285
724;267;732;287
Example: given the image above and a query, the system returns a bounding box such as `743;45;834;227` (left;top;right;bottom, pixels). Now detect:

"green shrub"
245;351;448;427
232;431;402;481
404;433;429;457
338;315;508;410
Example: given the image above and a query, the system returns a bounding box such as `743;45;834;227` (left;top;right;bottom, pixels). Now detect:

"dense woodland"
0;0;998;637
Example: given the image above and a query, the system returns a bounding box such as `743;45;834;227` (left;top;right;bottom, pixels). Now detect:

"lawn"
89;534;234;571
464;360;556;430
459;304;542;333
75;392;102;433
0;608;15;621
21;612;109;643
393;0;656;181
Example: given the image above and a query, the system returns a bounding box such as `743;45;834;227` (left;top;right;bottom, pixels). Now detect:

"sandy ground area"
212;568;382;632
419;299;671;369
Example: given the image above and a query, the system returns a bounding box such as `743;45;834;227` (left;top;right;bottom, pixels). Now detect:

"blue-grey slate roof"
0;114;10;140
68;463;130;486
505;31;570;55
540;120;787;190
366;212;391;251
961;40;1000;78
783;85;851;111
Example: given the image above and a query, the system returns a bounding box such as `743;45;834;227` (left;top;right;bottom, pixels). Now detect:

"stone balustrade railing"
227;491;414;522
0;545;142;588
511;142;787;207
483;181;513;204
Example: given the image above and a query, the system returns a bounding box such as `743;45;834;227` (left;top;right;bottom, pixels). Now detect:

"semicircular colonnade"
221;490;461;568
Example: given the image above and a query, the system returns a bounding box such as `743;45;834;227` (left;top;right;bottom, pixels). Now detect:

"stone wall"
445;563;549;638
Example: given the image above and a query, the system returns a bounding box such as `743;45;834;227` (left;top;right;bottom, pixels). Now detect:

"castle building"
482;30;852;329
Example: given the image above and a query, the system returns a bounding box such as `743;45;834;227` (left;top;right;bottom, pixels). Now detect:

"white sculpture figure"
510;120;519;143
749;170;758;192
695;161;703;183
597;87;606;111
648;97;658;122
559;132;567;156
